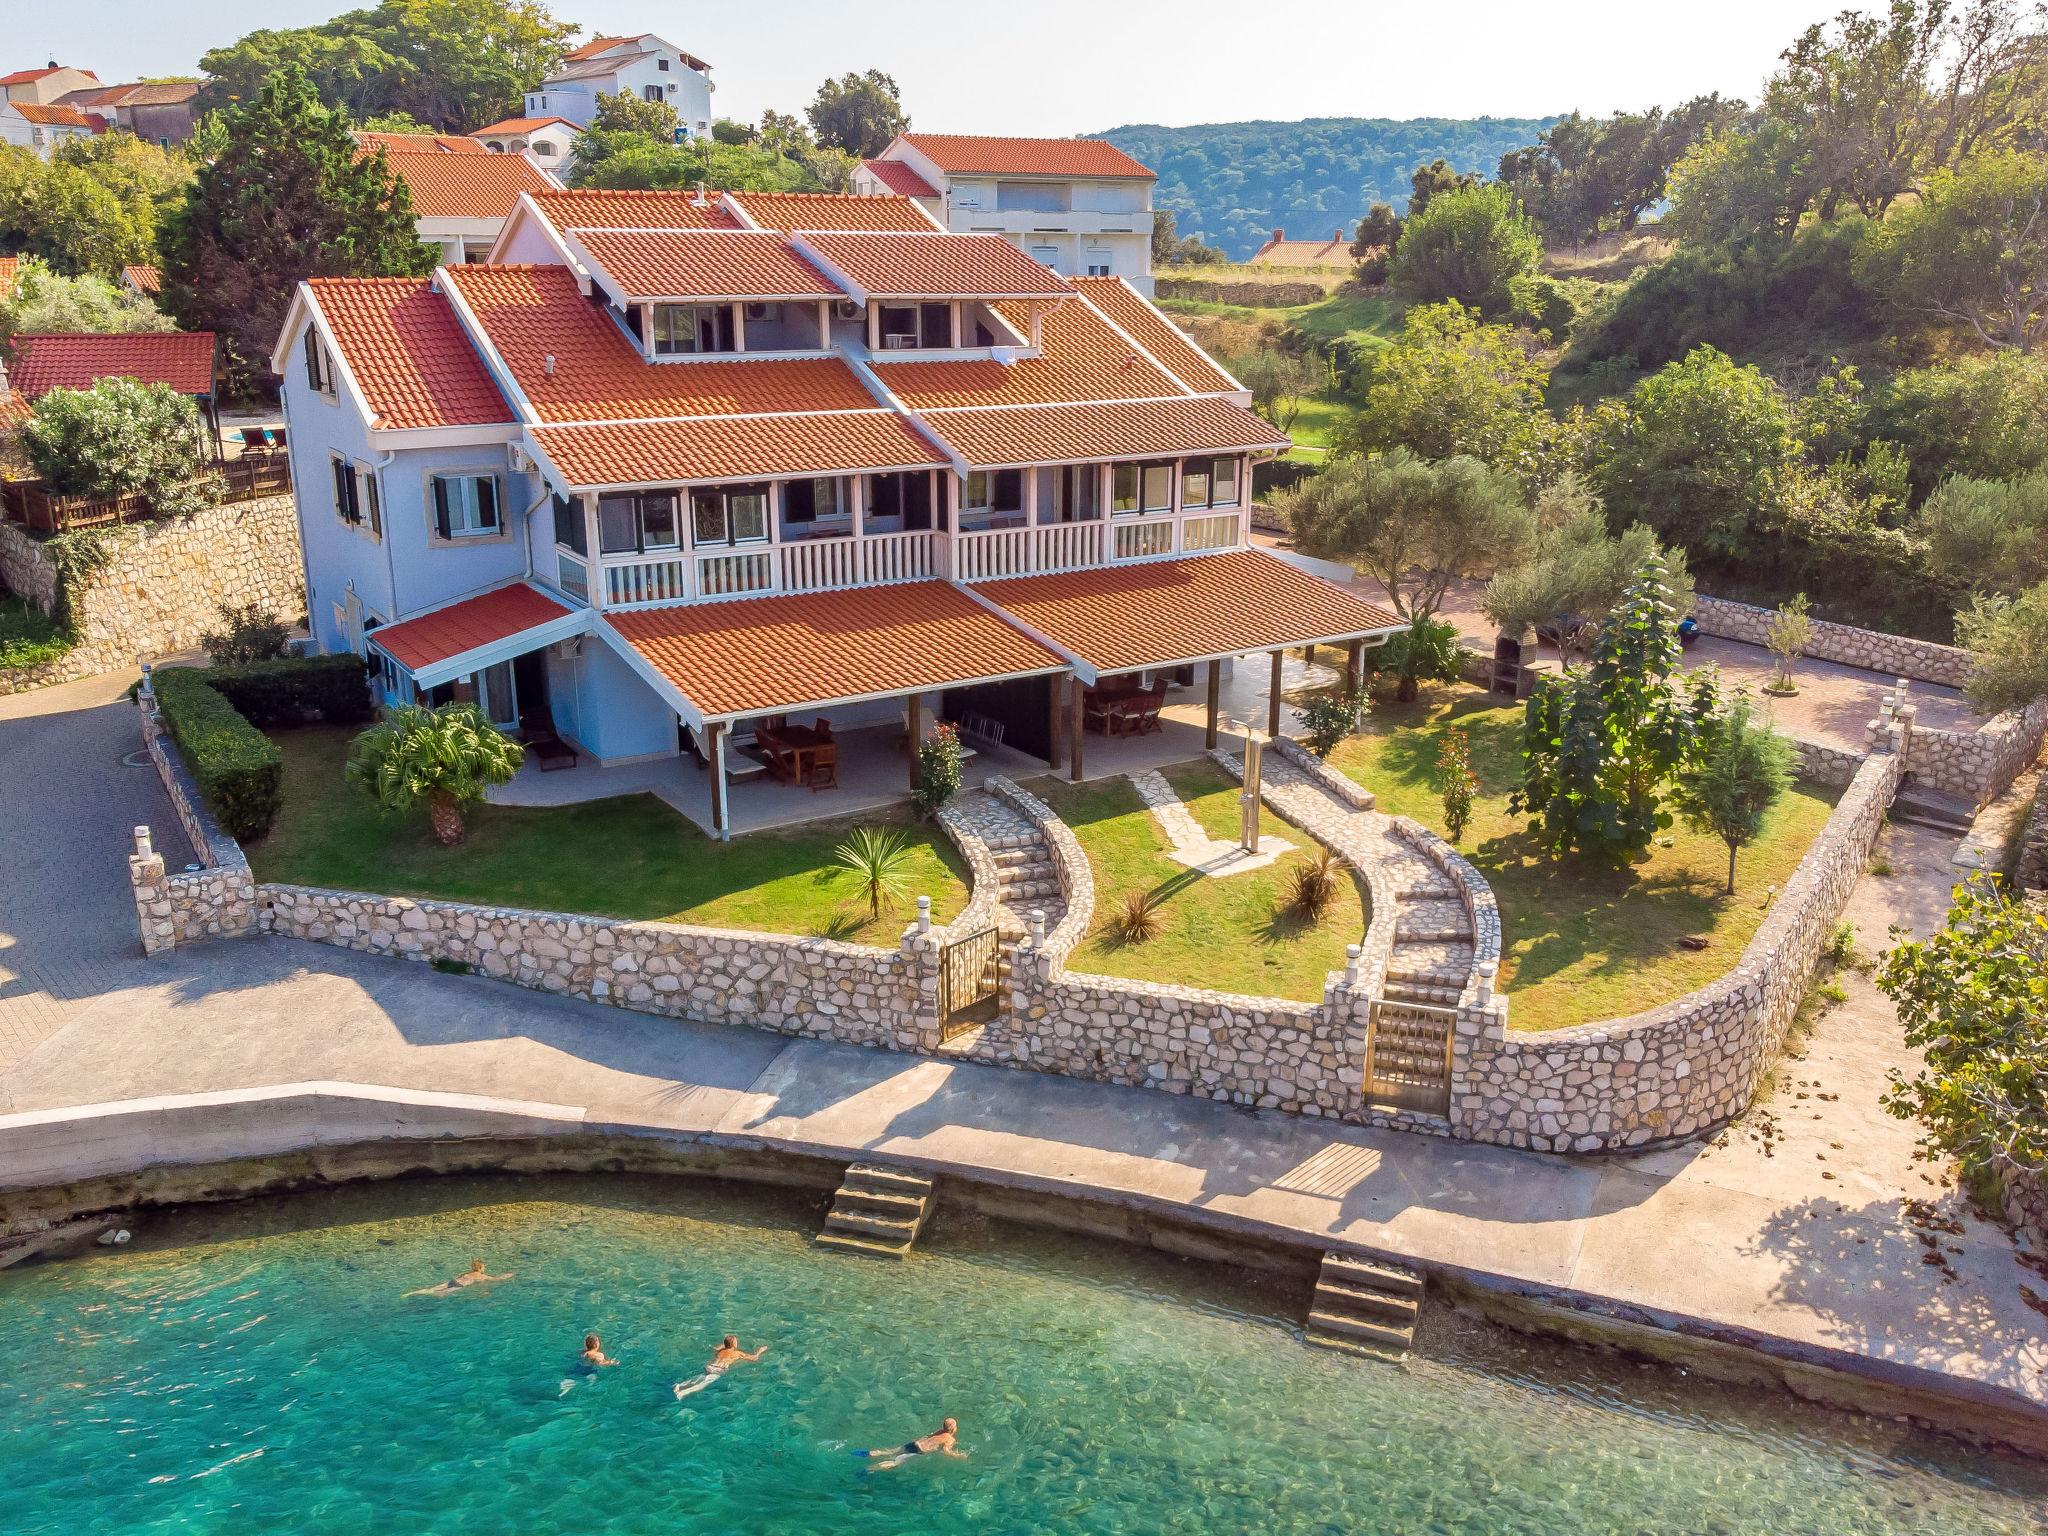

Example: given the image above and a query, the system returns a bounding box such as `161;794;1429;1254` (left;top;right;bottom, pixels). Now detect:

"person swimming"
673;1334;768;1399
863;1418;967;1470
404;1259;513;1298
578;1333;619;1371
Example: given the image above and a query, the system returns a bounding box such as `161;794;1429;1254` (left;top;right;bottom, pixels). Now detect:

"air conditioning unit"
551;636;584;661
745;302;781;321
835;299;862;320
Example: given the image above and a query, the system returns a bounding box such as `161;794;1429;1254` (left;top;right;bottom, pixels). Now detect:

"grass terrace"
1024;759;1365;1002
251;726;969;943
1327;686;1841;1032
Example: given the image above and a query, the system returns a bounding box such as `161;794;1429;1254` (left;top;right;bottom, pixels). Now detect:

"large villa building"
271;183;1398;835
523;33;715;140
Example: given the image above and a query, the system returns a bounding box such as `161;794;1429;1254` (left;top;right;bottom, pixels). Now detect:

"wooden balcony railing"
0;453;292;534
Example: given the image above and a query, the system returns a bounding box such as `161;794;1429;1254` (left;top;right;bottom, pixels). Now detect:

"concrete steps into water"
815;1163;935;1258
1305;1252;1422;1360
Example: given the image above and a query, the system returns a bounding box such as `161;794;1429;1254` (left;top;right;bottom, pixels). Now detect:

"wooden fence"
0;454;291;534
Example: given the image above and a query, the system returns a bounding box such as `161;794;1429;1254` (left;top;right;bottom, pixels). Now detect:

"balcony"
601;531;943;608
958;208;1149;238
953;506;1243;582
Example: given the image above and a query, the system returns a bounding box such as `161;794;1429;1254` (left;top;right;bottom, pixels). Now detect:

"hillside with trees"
1097;117;1558;259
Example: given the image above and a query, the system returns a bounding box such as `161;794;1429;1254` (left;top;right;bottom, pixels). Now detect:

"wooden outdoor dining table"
755;723;830;785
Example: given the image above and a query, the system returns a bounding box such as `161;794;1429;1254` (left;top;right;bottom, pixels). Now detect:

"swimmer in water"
864;1418;966;1470
673;1334;768;1399
404;1259;513;1297
580;1333;619;1369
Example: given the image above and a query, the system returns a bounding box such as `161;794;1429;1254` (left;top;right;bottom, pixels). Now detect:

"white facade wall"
526;42;714;138
0;107;91;160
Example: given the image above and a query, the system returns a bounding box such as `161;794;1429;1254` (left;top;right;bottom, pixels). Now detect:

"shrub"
1764;593;1812;695
834;825;914;921
1436;727;1478;843
152;666;283;841
201;601;291;666
1297;687;1371;758
346;702;523;845
1956;581;2048;715
19;377;221;516
0;595;73;673
1112;887;1163;944
1868;351;2048;502
911;723;965;819
1369;612;1466;702
1387;182;1542;315
205;653;370;728
1284;848;1348;923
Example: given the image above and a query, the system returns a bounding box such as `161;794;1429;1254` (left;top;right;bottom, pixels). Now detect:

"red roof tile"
356;131;490;156
873;295;1185;409
564;34;633;60
382;149;555;219
973;550;1401;674
440;264;878;422
532;411;944;489
0;67;88;86
531;188;742;231
899;133;1155;180
859;158;937;198
373;583;572;672
120;264;161;296
799;231;1071;299
728;191;938;234
11;103;96;127
608;580;1064;719
922;396;1287;468
96;80;200;107
11;332;215;399
1072;276;1240;394
307;277;512;430
473;115;578;136
567;229;841;301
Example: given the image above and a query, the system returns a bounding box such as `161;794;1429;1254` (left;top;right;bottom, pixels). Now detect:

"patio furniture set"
1082;677;1167;737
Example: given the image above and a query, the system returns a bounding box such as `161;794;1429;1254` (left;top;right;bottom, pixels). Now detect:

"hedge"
206;653;372;729
153;668;283;842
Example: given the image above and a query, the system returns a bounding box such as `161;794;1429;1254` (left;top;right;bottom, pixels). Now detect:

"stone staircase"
1305;1251;1423;1360
1891;782;1976;836
815;1163;936;1258
950;790;1068;943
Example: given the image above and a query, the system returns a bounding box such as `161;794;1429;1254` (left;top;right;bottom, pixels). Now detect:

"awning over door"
369;581;588;689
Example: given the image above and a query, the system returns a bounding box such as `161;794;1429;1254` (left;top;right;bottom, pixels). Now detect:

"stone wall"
129;689;258;953
1153;277;1328;307
1905;696;2048;808
0;495;304;693
1451;746;1905;1152
1788;734;1867;788
1692;593;1972;688
2017;778;2048;893
1998;1164;2048;1253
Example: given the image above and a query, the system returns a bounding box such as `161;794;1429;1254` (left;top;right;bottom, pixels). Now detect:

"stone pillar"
128;825;174;956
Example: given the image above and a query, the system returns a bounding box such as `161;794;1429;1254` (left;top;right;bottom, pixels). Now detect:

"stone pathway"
1128;768;1289;876
944;790;1066;941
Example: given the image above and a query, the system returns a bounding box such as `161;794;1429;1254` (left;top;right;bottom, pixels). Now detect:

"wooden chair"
806;739;839;791
1122;684;1167;736
518;711;577;771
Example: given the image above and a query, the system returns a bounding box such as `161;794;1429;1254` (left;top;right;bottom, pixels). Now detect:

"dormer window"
651;303;736;356
877;302;953;350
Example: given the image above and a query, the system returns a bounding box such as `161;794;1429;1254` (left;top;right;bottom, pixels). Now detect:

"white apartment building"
526;34;714;139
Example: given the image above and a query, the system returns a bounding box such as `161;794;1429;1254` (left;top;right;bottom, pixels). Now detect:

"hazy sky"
25;0;1847;131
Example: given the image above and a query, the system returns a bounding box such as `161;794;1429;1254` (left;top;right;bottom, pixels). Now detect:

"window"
1111;460;1175;515
552;492;587;554
643;84;662;102
691;485;768;545
557;554;589;602
782;477;845;527
331;456;361;525
1181;457;1211;509
1086;263;1111;278
963;468;1023;518
431;474;502;539
532;140;555;157
362;464;382;536
304;329;332;394
657;57;670;70
597;491;679;554
876;302;952;350
866;471;933;530
651;303;736;356
1212;456;1240;507
996;181;1070;214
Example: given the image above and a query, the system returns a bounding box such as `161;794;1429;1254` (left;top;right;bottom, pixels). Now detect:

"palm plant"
346;702;524;846
834;825;913;920
1112;887;1164;943
1284;848;1348;923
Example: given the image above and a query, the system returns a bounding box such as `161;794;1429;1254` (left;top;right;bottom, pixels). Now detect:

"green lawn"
0;595;72;673
250;726;969;944
1326;687;1841;1032
1024;759;1365;1002
1285;390;1347;454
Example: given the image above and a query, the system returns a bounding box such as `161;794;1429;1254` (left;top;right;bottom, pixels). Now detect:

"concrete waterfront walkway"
1;669;2042;1440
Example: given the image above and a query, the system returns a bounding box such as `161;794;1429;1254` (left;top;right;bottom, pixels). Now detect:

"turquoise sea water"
3;1173;2043;1535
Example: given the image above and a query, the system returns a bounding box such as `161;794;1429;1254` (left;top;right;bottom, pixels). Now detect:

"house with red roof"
8;331;220;443
60;80;203;147
269;187;1396;836
1248;227;1356;268
523;33;713;140
0;100;99;160
855;133;1159;293
1;64;100;107
471;115;583;174
358;139;562;265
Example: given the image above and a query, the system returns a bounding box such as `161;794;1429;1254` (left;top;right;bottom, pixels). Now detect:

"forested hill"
1095;117;1559;259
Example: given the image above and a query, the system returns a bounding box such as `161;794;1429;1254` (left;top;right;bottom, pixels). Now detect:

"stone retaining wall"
1692;594;1972;688
0;495;304;693
1789;734;1867;788
129;689;258;953
1906;696;2048;808
1998;1165;2048;1252
2017;778;2048;893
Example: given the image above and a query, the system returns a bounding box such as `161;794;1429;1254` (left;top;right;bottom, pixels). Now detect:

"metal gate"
1365;999;1456;1118
937;926;1003;1040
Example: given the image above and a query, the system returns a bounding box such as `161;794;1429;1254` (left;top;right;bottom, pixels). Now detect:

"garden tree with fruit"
161;69;435;393
19;379;220;517
1511;556;1720;865
1955;581;2048;713
1279;447;1533;620
1386;182;1542;315
1337;301;1554;476
1671;690;1796;893
806;70;908;158
347;702;523;845
1879;879;2048;1187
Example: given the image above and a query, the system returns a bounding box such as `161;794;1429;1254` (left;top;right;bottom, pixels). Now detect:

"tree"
1370;612;1466;703
1663;122;1814;246
1231;347;1320;433
1481;509;1696;645
1340;301;1552;475
1436;727;1478;843
711;118;757;146
159;68;437;392
1672;690;1796;893
1955;580;2048;713
1764;592;1813;694
591;89;680;140
0;260;174;349
1496;103;1742;246
1595;346;1795;557
19;379;218;516
571;132;816;192
806;70;907;158
1858;149;2048;351
757;111;811;157
346;701;523;844
1511;555;1719;865
1280;448;1533;619
1386;182;1542;315
356;109;437;134
0;138;189;277
1350;202;1401;259
199;27;402;119
1406;157;1481;216
1920;466;2048;593
1869;350;2048;498
1879;878;2048;1183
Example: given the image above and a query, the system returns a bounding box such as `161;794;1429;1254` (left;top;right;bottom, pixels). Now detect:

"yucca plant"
834;825;914;920
1113;887;1163;943
1284;847;1347;924
346;702;523;845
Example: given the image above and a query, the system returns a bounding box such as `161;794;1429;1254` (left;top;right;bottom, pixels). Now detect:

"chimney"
543;354;556;378
692;180;708;208
1333;228;1343;242
1272;227;1284;242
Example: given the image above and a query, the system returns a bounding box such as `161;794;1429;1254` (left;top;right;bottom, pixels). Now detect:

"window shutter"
332;458;352;521
305;332;322;391
432;478;452;540
364;471;382;536
477;476;499;530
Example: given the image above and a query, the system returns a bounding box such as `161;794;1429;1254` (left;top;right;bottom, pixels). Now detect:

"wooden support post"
1346;640;1363;694
1047;674;1067;767
907;691;923;788
707;721;728;840
1069;679;1086;782
1204;659;1220;749
1267;650;1284;738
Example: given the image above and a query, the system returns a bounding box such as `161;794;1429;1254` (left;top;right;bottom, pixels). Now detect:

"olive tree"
1955;581;2048;714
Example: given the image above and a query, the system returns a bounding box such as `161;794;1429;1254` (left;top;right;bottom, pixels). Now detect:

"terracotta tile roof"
440;263;877;422
373;583;572;672
0;390;31;428
11;332;215;399
120;264;161;296
922;395;1287;468
728;191;937;234
608;580;1064;719
799;231;1071;299
0;256;19;302
10;103;96;127
92;81;201;107
356;131;490;156
1072;276;1239;394
899;133;1155;180
0;67;85;86
564;35;633;60
531;188;742;231
859;159;938;198
1249;232;1352;267
382;149;554;219
973;549;1402;674
567;229;842;301
531;410;944;489
874;295;1184;409
473;115;577;136
307;277;512;430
